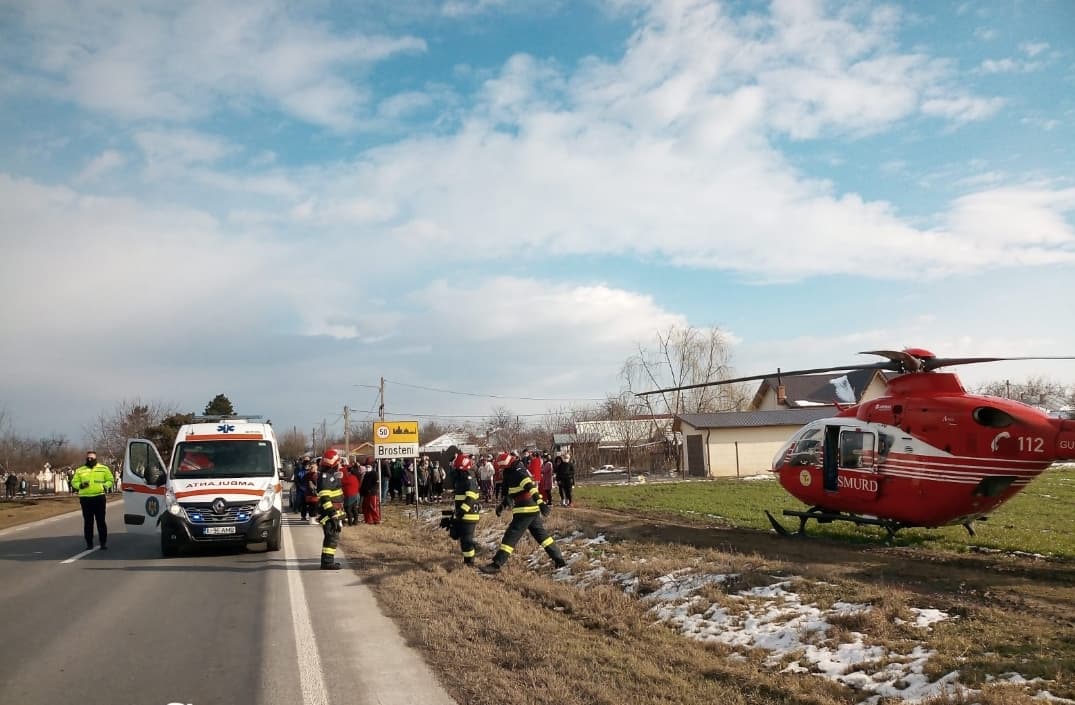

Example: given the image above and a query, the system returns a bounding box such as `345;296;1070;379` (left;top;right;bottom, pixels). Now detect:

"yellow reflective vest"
72;464;113;498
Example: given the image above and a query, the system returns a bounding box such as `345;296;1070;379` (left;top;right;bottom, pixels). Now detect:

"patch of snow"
910;607;950;629
742;473;775;481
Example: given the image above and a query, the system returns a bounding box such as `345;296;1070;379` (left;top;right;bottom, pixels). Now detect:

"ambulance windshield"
172;441;275;478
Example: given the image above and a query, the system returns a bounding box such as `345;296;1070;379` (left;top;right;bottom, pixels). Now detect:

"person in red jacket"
341;460;361;526
527;449;543;488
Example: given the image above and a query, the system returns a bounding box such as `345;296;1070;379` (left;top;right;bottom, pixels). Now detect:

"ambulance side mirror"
146;465;167;487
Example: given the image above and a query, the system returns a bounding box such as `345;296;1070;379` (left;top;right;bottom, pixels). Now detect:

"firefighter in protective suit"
480;451;566;574
317;449;346;570
450;450;481;565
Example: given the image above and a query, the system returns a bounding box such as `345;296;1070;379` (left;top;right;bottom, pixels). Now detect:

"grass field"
575;467;1075;558
0;495;85;530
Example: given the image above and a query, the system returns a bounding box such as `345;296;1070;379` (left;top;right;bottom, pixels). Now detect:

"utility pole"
379;376;385;421
312;426;317;454
321;419;327;453
343;405;350;461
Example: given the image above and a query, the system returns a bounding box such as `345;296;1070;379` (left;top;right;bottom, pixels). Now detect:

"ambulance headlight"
165;489;187;518
255;487;276;514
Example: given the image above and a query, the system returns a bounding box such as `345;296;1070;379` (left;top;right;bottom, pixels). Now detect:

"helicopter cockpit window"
791;428;822;454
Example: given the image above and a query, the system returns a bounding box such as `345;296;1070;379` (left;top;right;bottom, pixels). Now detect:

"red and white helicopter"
640;348;1075;538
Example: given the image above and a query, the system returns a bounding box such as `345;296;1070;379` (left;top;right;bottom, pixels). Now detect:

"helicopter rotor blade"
635;362;895;397
922;356;1075;371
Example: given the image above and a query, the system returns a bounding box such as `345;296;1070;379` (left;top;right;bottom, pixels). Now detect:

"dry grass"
339;503;1075;705
340;505;853;705
0;495;85;530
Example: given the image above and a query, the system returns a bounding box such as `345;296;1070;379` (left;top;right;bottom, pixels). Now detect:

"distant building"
420;432;478;456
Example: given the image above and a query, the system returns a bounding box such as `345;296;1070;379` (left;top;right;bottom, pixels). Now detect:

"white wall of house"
681;424;799;477
860;376;889;403
753;387;783;411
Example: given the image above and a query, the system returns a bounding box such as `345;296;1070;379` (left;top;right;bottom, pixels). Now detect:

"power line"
381;410;563;420
382;378;605;403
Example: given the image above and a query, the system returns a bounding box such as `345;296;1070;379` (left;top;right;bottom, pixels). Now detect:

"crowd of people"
289;446;578;572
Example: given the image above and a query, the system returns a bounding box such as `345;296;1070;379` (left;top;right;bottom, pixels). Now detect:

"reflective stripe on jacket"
453;472;481;522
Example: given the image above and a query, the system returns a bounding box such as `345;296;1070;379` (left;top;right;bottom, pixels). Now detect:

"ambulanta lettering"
181;480;257;487
838;476;878;493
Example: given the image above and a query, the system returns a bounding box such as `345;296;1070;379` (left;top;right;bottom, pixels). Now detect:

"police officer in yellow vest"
72;450;113;550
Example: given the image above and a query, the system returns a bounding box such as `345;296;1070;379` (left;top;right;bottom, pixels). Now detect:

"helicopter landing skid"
766;508;904;540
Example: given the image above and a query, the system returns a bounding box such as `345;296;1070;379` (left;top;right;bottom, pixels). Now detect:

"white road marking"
61;547;97;563
283;522;330;705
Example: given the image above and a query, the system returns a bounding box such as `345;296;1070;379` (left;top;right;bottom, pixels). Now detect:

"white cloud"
76;149;125;182
973;27;997;41
441;0;509;17
8;0;427;130
134;129;236;167
921;95;1004;123
979;58;1019;74
1020;42;1049;57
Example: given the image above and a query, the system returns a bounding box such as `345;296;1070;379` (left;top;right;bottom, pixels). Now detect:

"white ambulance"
122;415;284;556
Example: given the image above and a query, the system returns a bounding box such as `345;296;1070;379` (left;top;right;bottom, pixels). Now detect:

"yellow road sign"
373;421;419;444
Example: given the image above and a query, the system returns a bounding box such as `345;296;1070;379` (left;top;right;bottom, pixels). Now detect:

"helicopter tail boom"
1054;418;1075;461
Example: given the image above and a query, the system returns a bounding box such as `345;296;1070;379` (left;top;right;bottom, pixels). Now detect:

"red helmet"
452;454;473;471
321;449;340;467
494;451;516;469
179;452;213;473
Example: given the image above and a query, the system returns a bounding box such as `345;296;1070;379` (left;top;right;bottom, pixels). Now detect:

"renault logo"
211;498;227;515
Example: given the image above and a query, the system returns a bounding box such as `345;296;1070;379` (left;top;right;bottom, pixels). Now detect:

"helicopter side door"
823;426;880;496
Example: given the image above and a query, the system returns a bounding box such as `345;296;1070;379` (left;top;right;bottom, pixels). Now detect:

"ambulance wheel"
266;526;281;552
161;532;180;558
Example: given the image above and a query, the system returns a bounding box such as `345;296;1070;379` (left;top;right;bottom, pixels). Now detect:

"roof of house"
750;369;893;408
420;432;473;452
677;408;835;430
552;432;603;445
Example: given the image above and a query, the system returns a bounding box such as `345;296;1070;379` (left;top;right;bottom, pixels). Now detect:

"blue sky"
2;0;1074;441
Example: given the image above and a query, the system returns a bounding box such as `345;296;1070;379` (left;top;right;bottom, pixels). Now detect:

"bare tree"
485;406;525;452
84;399;179;465
278;426;309;460
601;394;654;482
976;377;1072;410
622;325;747;414
621;325;748;472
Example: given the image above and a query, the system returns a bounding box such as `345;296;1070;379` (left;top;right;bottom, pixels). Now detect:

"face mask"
334;471;343;480
86;458;97;467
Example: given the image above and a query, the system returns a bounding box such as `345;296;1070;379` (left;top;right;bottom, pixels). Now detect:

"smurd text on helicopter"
639;348;1075;539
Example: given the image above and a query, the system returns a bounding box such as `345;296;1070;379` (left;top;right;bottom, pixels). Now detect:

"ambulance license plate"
204;526;236;535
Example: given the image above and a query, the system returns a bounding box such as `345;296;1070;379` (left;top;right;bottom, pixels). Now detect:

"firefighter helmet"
321;448;340;467
494;451;516;469
453;454;473;471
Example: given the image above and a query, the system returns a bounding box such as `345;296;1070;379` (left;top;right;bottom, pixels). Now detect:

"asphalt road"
0;500;454;705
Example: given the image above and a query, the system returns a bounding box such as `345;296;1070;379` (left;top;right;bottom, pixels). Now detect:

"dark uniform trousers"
489;462;565;569
454;474;481;564
80;494;108;547
490;511;562;567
